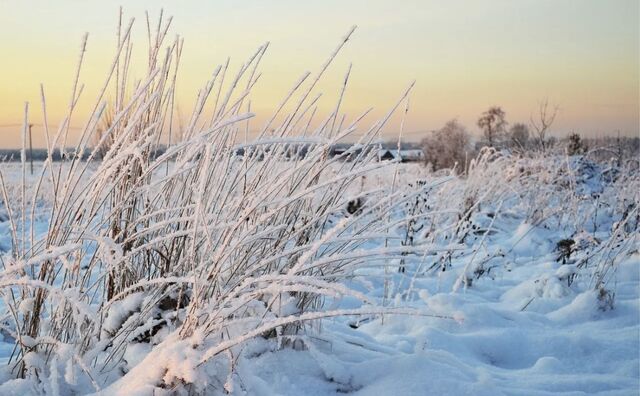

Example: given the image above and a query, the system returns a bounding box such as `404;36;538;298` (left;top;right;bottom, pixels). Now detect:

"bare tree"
530;99;558;152
508;123;530;151
477;106;507;147
422;119;471;172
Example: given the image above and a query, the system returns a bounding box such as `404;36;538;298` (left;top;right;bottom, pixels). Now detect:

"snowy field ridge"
0;11;638;395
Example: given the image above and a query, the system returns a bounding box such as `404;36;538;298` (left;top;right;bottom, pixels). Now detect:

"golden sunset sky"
0;0;638;147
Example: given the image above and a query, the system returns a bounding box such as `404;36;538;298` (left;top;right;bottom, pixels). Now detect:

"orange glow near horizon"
0;0;638;148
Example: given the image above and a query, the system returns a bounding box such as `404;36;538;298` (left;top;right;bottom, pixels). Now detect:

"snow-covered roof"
378;149;425;161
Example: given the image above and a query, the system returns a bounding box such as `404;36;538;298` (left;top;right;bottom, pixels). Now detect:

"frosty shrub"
421;119;471;173
567;133;586;156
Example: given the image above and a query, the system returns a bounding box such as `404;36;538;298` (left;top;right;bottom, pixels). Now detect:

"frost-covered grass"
0;11;638;395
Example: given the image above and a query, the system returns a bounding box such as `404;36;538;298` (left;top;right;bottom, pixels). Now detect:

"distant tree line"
420;101;639;173
0;147;170;162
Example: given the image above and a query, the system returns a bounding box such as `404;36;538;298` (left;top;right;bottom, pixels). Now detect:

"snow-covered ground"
233;240;639;395
0;153;638;395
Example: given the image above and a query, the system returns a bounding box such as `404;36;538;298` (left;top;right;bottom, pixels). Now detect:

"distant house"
400;149;425;162
378;149;425;163
327;144;424;162
379;150;395;161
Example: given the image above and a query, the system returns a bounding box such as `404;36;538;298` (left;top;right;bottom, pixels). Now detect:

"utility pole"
28;123;34;175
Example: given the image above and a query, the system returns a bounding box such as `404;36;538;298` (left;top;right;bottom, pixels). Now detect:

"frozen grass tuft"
0;10;448;394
